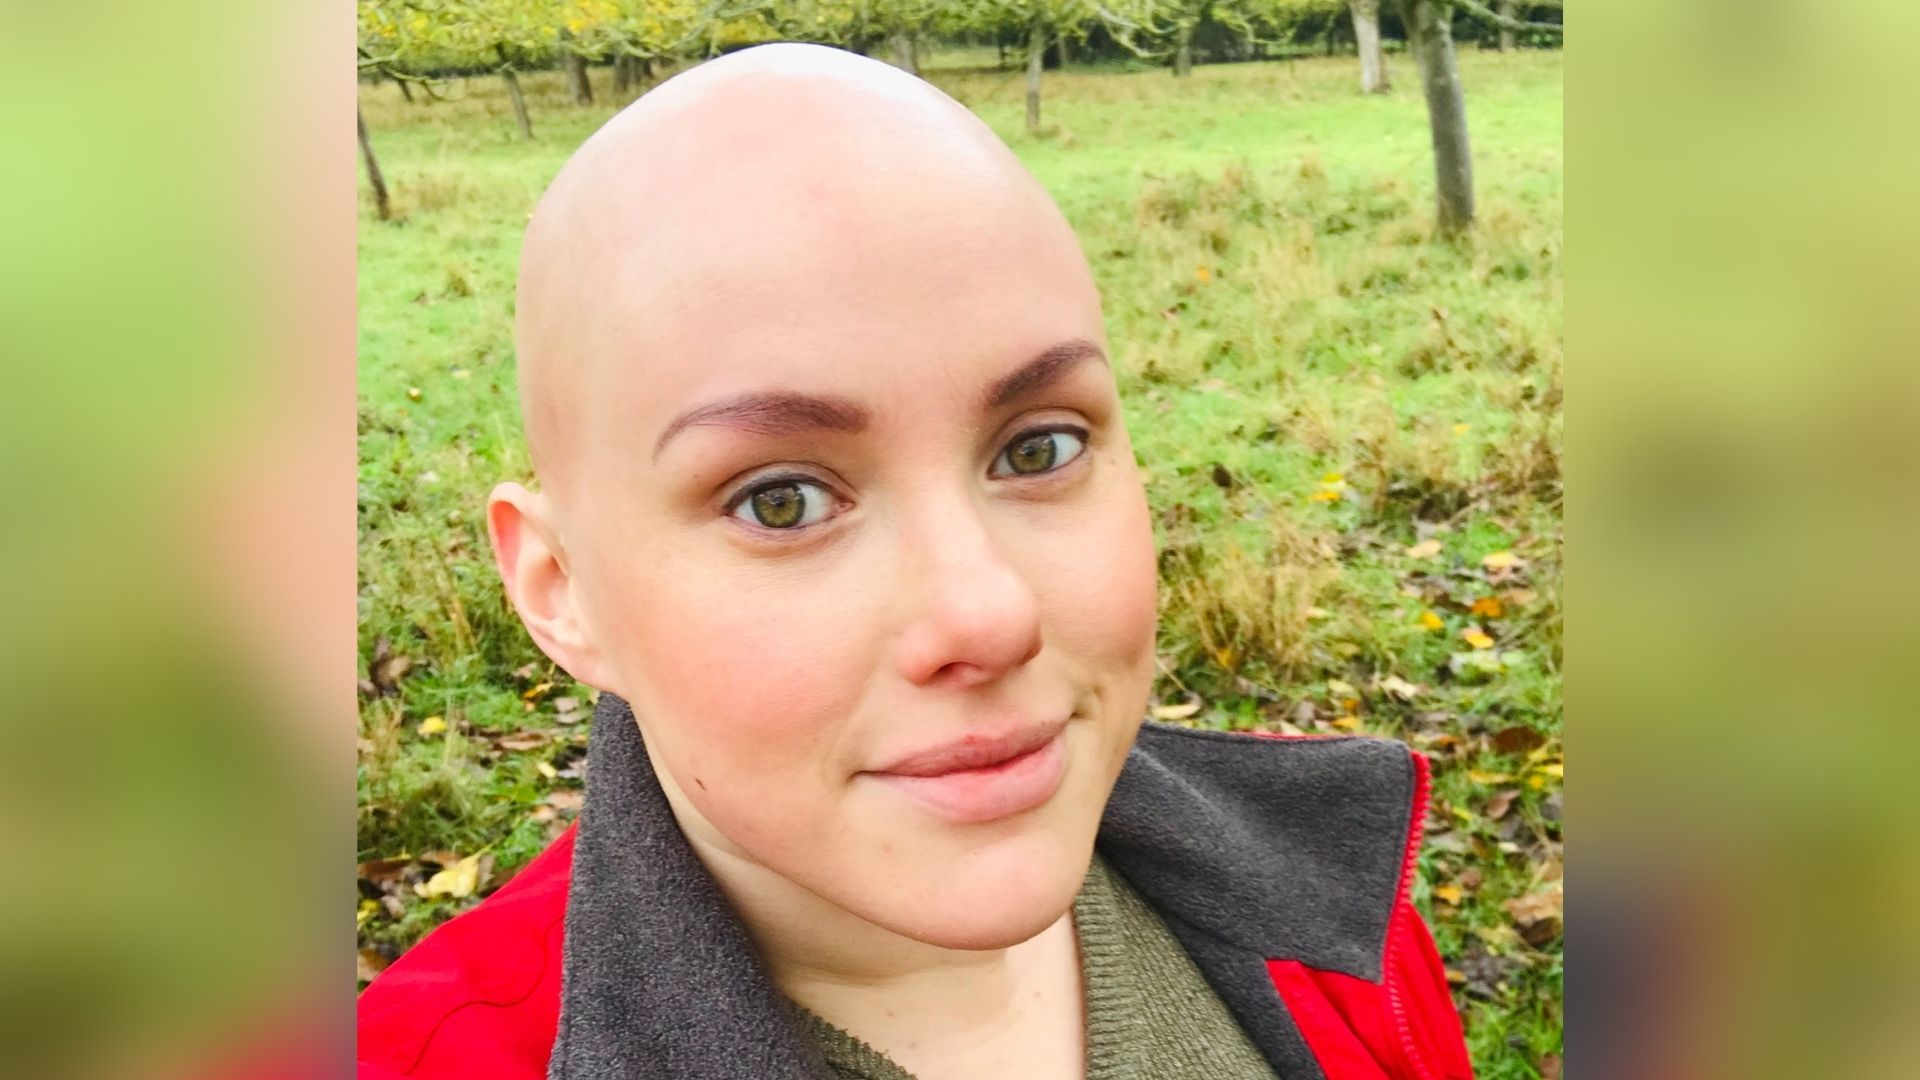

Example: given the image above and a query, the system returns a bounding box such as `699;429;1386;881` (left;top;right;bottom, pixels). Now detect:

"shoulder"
356;826;577;1080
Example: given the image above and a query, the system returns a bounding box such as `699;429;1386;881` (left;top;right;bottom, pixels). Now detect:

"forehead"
588;169;1105;427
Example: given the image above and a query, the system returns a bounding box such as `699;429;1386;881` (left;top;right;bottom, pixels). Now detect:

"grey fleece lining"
549;695;1414;1080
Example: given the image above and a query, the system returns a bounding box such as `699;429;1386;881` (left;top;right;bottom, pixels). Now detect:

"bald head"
513;43;1090;506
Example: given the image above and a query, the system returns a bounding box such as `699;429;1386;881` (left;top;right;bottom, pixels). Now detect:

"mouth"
863;720;1070;825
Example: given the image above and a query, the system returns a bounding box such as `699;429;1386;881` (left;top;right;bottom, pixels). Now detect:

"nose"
892;495;1044;690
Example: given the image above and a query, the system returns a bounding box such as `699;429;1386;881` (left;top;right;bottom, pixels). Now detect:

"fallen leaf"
544;790;585;813
1406;539;1443;559
1308;489;1341;502
1481;550;1520;571
1457;867;1483;890
415;854;483;900
1433;883;1464;905
1467;769;1512;785
1152;698;1203;721
1503;588;1538;607
1536;761;1564;779
522;681;555;702
1469;596;1505;618
1504;883;1564;946
1321;472;1343;484
1195;264;1212;283
1326;678;1358;698
1377;675;1422;701
1330;715;1361;731
358;949;391;983
417;716;447;737
551;696;581;715
495;731;550;752
1485;789;1518;820
1461;628;1496;650
405;386;422;402
1491;726;1548;755
536;761;559;780
1452;422;1471;436
368;637;413;695
1419;610;1445;632
1538;1053;1563;1079
1305;606;1330;619
1210;463;1234;489
356;858;412;887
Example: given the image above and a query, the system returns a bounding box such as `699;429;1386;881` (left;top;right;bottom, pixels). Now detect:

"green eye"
730;478;831;529
992;429;1087;477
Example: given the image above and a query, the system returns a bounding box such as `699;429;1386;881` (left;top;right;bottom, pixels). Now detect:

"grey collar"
549;694;1414;1080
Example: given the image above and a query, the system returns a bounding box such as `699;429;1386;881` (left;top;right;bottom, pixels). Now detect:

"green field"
358;48;1563;1078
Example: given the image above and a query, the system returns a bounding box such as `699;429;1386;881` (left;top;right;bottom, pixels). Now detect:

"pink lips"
864;722;1069;825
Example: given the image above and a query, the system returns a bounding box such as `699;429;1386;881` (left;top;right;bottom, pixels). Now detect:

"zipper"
1384;748;1439;1079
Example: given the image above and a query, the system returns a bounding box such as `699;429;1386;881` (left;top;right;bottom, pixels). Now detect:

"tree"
1398;0;1562;234
1348;0;1388;93
357;105;392;221
961;1;1100;133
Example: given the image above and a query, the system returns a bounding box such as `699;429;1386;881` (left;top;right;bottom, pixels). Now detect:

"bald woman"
358;43;1474;1080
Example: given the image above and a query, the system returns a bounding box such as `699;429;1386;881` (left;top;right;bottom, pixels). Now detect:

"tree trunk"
1406;0;1473;234
1174;25;1194;76
890;32;918;75
566;51;592;104
613;54;632;96
1057;32;1070;68
1351;0;1390;93
392;71;414;103
497;47;533;140
1497;0;1515;51
1026;21;1045;134
357;105;391;221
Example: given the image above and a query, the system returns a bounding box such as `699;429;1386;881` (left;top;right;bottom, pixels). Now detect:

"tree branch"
1451;0;1566;35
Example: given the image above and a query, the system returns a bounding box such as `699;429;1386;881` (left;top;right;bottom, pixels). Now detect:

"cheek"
1039;468;1159;673
590;549;880;800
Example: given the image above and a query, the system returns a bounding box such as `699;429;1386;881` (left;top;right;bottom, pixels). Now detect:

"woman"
357;43;1472;1080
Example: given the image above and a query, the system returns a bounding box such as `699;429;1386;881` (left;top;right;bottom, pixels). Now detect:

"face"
511;123;1158;951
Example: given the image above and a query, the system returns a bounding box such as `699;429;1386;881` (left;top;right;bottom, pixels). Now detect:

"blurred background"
354;2;1564;1077
9;1;1920;1078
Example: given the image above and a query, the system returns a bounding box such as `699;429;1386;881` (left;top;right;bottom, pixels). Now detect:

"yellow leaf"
1194;264;1212;282
1481;550;1520;570
1153;699;1203;721
1536;762;1564;779
1321;472;1344;484
1450;806;1475;823
1419;610;1445;632
536;761;559;780
1467;769;1512;784
405;386;422;402
1433;883;1464;905
1528;773;1546;790
1308;489;1342;502
1330;715;1360;731
357;899;379;927
417;715;447;737
522;681;554;701
1452;422;1471;435
1461;628;1495;650
1305;606;1331;619
417;855;482;900
1326;678;1358;697
1470;596;1505;618
1406;539;1443;559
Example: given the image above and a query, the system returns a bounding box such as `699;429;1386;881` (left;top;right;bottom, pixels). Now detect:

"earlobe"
486;482;609;689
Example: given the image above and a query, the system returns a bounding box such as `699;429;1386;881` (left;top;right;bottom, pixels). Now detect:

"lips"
864;720;1070;825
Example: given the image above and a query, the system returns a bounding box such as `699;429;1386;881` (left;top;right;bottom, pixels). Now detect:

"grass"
357;46;1563;1078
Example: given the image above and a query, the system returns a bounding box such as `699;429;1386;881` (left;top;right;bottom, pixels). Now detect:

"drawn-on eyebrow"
983;339;1109;411
652;391;870;460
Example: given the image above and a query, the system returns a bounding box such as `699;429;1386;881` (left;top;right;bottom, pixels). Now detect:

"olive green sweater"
790;855;1281;1080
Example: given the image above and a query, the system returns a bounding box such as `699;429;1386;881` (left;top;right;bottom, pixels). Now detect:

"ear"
486;482;613;690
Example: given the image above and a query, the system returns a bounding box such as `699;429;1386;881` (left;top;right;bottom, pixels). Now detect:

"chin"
872;825;1095;951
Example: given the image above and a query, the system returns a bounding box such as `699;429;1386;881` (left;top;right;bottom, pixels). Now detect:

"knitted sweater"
792;855;1279;1080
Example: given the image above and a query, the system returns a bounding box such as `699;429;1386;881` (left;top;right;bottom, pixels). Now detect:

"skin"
488;44;1158;1078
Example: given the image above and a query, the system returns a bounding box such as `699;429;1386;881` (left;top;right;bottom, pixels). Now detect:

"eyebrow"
652;391;870;460
651;339;1108;460
982;339;1108;411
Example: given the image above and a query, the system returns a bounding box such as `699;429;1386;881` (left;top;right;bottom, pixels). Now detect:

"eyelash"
723;424;1092;535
